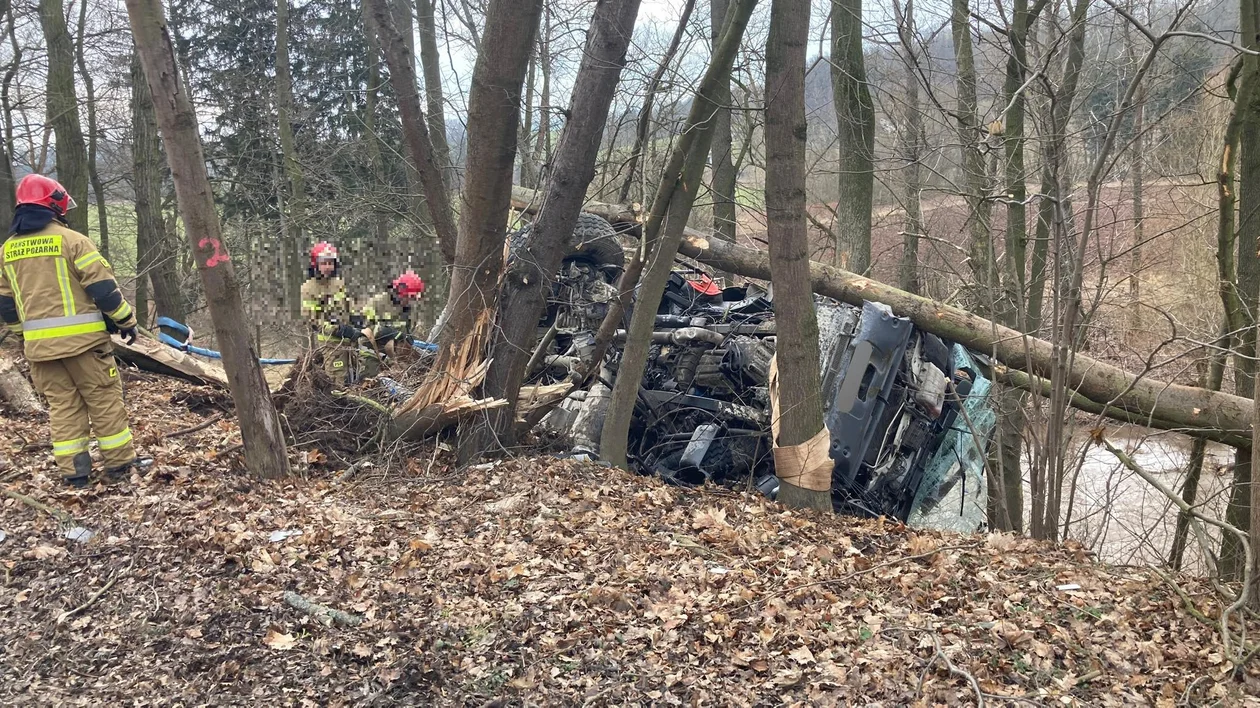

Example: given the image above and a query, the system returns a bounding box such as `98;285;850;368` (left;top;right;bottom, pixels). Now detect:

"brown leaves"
263;627;297;650
1;383;1256;705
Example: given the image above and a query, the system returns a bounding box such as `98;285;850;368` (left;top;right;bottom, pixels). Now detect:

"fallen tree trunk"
506;186;1254;447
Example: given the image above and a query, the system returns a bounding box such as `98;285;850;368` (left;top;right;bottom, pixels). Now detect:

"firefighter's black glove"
119;325;138;345
375;326;403;345
333;324;362;341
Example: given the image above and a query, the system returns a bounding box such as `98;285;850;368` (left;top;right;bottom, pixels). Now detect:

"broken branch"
283;590;362;627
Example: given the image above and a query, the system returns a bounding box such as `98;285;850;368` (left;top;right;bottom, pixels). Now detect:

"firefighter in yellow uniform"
0;174;143;487
300;241;361;386
355;270;425;376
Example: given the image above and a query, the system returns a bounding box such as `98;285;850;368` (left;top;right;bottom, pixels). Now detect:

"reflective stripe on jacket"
359;290;416;339
300;275;350;342
0;223;133;362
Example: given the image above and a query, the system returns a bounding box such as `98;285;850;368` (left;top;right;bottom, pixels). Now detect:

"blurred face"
317;258;336;277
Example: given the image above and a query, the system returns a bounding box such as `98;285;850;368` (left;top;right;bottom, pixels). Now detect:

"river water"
1026;430;1235;574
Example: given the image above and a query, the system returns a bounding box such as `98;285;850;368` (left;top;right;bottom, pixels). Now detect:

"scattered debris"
63;526;95;544
268;529;303;543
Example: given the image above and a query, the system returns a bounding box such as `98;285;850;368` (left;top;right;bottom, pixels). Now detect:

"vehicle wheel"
509;212;625;271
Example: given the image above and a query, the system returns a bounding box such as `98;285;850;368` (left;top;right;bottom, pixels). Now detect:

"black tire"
509;212;625;271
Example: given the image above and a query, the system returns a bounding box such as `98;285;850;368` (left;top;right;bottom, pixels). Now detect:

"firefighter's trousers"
318;340;356;387
29;344;135;478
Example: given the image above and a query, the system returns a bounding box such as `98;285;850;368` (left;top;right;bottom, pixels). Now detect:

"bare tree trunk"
618;0;696;204
710;0;738;249
37;0;89;235
531;6;552;179
0;0;17;229
125;0;290;478
415;0;452;189
1034;0;1088;541
893;0;922;295
1225;0;1260;582
471;0;643;456
74;0;108;257
362;0;395;282
600;0;758;469
131;49;185;327
365;0;457;264
831;0;873;273
276;0;306;317
435;0;544;415
765;0;827;511
950;0;993;295
1171;331;1228;570
520;53;538;188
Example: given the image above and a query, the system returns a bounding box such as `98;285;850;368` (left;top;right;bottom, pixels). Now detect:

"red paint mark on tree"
199;237;231;267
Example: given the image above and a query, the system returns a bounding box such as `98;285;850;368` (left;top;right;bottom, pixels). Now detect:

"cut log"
0;354;45;417
111;333;230;388
507;185;1254;447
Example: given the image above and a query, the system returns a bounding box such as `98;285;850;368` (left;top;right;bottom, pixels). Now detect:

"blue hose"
155;320;297;365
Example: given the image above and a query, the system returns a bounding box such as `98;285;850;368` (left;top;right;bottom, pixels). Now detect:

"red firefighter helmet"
15;174;76;215
310;241;339;268
391;270;425;299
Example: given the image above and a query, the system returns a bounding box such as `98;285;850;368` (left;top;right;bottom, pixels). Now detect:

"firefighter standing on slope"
0;174;145;487
300;242;361;386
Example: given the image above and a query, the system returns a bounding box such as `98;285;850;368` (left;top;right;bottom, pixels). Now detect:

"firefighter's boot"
64;451;92;489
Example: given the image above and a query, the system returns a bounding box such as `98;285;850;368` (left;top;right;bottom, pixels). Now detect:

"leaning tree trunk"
37;0;89;234
364;0;457;265
765;0;829;511
470;0;643;455
831;0;873;273
125;0;290;478
276;0;306;318
434;0;544;443
74;0;109;257
600;0;759;469
710;0;738;250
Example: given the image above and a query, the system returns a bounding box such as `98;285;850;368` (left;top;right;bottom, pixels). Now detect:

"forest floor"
2;377;1259;706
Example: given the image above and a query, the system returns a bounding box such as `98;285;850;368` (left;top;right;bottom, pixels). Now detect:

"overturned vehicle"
525;214;997;534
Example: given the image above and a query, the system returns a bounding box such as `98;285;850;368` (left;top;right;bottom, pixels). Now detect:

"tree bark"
37;0;89;234
275;0;306;317
600;0;758;469
415;0;452;189
618;0;696;205
364;0;457;265
434;0;544;441
950;0;993;295
471;0;643;456
362;0;394;283
131;49;185;327
125;0;290;478
74;0;108;258
831;0;873;273
765;0;827;511
1227;0;1260;584
709;0;738;249
0;0;17;230
893;0;922;295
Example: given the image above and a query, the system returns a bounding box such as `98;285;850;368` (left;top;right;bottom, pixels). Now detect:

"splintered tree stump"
0;354;45;417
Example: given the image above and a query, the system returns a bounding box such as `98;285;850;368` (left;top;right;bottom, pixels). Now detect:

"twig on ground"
215;442;245;458
165;412;225;439
3;488;74;524
884;627;984;707
283;590;363;627
56;558;134;626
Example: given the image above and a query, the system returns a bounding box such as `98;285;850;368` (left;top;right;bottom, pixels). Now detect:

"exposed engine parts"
525;215;996;534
